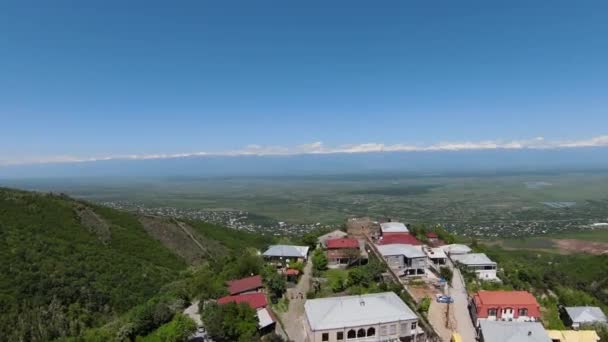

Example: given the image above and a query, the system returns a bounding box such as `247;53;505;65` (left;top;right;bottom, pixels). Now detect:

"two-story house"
377;244;427;277
471;291;541;325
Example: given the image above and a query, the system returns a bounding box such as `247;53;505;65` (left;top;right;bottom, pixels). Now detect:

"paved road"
450;266;476;342
279;260;313;342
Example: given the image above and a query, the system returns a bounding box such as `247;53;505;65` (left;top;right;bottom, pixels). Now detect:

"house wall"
307;319;419;342
384;255;404;269
472;300;541;325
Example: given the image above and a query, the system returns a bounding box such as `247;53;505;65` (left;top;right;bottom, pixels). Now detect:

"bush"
439;267;453;285
418;296;431;315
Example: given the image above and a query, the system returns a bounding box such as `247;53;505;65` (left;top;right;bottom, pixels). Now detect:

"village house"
562;306;607;329
423;246;447;266
325;238;362;268
262;245;310;264
304;292;423;342
317;229;349;248
478;321;551;342
376;244;428;277
547;330;601;342
450;253;498;280
227;275;263;295
470;290;542;325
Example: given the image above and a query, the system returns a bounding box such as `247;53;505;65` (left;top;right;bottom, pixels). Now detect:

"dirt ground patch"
552;239;608;255
75;205;111;243
346;217;377;238
139;216;226;264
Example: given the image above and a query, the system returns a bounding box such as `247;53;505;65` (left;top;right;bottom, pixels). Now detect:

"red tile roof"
227;275;263;295
285;269;300;276
426;232;439;238
474;291;539;306
217;293;268;309
325;238;359;249
378;233;421;245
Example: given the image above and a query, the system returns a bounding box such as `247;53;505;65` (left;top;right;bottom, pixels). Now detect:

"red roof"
378;233;421;245
474;291;539;306
285;269;300;276
426;232;439;238
326;238;359;249
217;293;268;309
227;275;263;295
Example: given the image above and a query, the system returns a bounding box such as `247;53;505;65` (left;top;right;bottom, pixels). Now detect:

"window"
488;308;497;316
347;329;356;339
411;322;417;330
518;308;528;316
322;333;329;342
337;331;344;340
366;327;375;336
357;328;366;338
380;325;388;336
389;324;397;335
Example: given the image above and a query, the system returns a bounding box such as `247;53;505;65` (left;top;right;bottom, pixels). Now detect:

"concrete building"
440;244;472;255
304;292;422;342
451;253;497;280
471;291;541;325
423;246;447;266
376;244;427;277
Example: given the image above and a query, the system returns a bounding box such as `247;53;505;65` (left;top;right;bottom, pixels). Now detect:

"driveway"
278;260;313;342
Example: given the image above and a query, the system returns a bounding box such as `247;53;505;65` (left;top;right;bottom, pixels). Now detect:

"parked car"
435;294;454;303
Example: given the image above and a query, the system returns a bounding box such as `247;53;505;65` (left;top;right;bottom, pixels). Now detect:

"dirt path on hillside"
552;239;608;255
279;261;312;342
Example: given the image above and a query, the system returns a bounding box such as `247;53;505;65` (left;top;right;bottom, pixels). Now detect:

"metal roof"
479;321;551;342
256;308;275;329
380;222;409;233
304;292;417;331
451;253;496;265
376;244;426;258
263;245;309;258
546;330;601;342
565;306;608;324
317;230;348;245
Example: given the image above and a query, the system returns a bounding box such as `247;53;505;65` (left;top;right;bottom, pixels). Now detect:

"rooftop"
424;247;447;259
217;293;268;309
257;308;275;329
440;244;472;254
546;330;601;342
376;244;426;258
378;233;421;246
474;290;539;307
304;292;417;331
227;275;263;295
380;222;409;233
479;321;551;342
263;245;309;258
317;230;348;244
565;306;607;324
451;253;496;266
326;238;359;249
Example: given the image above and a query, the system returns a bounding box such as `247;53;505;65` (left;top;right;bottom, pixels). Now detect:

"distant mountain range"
2;147;608;179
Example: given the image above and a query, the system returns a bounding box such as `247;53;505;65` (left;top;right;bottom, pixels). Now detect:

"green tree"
262;266;286;302
138;314;196;342
312;249;328;275
439;266;453;285
201;302;259;342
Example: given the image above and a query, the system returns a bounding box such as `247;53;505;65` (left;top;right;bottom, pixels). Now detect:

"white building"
451;253;497;280
377;244;428;277
304;292;423;342
423;246;447;266
380;222;409;234
440;244;472;255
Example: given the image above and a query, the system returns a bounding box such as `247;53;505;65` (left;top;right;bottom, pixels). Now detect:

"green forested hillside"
0;188;190;341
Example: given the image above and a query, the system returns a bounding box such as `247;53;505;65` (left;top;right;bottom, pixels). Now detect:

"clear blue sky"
1;0;607;162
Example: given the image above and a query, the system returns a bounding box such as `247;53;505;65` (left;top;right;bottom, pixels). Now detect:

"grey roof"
451;253;496;266
380;222;409;233
479;321;551;342
263;245;309;258
377;244;427;258
441;244;472;254
304;292;417;331
565;306;608;324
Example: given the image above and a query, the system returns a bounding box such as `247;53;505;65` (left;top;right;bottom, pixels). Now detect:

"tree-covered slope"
0;188;190;341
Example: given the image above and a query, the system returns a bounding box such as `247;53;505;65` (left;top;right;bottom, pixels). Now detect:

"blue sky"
1;0;607;164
